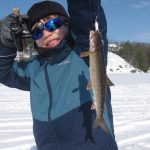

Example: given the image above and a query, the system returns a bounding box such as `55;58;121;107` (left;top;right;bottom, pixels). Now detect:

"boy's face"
32;15;69;48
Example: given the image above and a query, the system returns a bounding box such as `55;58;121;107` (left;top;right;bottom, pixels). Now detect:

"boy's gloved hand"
0;14;17;48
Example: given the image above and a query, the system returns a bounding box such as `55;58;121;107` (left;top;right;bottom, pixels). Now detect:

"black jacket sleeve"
67;0;108;64
0;41;30;91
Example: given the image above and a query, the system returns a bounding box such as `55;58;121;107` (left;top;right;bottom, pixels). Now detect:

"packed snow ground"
110;73;150;150
0;52;150;150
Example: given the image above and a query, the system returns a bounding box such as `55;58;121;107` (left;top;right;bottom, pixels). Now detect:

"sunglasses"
32;18;65;40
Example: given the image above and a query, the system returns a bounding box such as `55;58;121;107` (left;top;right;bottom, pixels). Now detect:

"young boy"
0;1;118;150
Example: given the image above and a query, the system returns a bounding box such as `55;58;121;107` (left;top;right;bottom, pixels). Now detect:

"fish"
80;30;114;133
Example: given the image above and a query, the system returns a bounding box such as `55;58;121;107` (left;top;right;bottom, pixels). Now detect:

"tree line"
115;41;150;72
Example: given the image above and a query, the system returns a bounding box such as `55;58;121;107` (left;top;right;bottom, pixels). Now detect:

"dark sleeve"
67;0;108;64
0;41;30;91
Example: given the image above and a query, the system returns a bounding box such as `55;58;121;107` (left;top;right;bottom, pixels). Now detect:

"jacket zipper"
44;62;60;150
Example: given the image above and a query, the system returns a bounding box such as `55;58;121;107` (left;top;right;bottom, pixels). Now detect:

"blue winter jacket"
0;40;117;150
0;0;118;150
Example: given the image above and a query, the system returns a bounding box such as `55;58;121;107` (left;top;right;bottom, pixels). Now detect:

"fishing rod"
11;4;35;61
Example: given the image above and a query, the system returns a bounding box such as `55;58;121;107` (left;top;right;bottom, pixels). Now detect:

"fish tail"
93;117;109;134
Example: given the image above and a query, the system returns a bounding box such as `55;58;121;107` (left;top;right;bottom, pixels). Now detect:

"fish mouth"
90;30;100;39
90;30;95;39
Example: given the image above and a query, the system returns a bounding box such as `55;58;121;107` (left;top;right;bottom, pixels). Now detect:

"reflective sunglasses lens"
33;29;43;40
44;18;63;32
32;18;64;40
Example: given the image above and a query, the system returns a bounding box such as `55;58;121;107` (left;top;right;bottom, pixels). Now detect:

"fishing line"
97;0;100;22
95;0;101;31
90;0;101;31
14;0;17;8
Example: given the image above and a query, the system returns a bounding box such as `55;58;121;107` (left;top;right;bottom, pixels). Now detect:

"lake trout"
81;30;114;133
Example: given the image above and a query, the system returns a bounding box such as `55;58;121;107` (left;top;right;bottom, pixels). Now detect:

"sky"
102;0;150;43
0;0;150;43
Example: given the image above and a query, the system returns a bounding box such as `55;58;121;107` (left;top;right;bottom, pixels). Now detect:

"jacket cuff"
0;40;16;57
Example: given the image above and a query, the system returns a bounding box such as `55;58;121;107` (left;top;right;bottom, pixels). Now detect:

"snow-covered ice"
110;73;150;150
0;52;150;150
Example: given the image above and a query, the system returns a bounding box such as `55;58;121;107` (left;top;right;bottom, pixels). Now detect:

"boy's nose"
43;29;52;38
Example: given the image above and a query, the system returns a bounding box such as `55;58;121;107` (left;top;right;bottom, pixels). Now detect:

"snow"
110;75;150;150
107;52;142;73
0;52;150;150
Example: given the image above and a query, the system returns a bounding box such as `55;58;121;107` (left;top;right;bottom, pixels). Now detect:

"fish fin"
93;117;109;134
87;80;92;90
106;75;114;86
80;51;90;57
